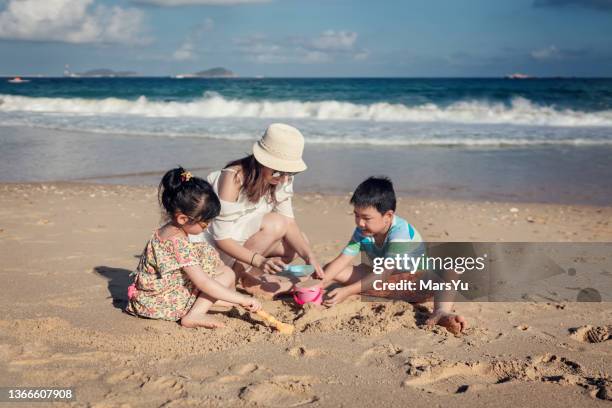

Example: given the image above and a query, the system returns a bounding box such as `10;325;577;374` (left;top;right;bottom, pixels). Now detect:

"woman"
200;123;324;298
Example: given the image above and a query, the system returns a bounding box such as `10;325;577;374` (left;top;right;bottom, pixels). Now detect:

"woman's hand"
259;257;286;274
240;296;262;312
306;255;325;279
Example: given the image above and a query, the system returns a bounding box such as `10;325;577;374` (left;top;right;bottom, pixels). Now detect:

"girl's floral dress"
125;230;222;321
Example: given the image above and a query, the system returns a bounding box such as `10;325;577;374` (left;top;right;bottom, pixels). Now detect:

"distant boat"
8;76;30;83
505;73;532;79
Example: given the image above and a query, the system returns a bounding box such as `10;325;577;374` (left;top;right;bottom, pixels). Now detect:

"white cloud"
132;0;270;6
310;30;357;51
172;18;214;60
0;0;148;44
303;50;331;63
531;45;560;60
173;42;196;60
235;30;366;64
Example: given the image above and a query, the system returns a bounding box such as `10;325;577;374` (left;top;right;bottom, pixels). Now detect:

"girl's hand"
260;257;286;274
241;297;262;312
323;287;349;307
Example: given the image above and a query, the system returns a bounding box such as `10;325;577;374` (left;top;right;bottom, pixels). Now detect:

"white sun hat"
252;123;308;172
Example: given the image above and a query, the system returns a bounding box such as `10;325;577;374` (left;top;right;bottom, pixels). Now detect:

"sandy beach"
0;182;610;407
3;0;612;406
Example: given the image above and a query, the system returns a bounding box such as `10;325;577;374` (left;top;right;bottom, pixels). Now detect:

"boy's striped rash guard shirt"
342;215;426;271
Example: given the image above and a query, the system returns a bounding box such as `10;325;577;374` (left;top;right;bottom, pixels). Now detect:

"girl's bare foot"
208;304;233;313
180;315;225;329
208;299;235;312
426;311;468;335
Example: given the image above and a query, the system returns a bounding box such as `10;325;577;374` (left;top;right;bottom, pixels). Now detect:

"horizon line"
3;75;612;79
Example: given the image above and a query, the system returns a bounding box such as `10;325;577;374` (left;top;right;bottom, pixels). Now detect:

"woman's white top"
205;168;295;243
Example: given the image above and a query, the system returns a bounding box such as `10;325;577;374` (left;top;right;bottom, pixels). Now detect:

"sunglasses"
271;170;298;178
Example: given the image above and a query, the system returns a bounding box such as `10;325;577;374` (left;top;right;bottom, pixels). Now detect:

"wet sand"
3;125;612;205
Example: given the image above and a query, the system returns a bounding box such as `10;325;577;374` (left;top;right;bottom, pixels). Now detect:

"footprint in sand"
569;325;611;343
103;374;186;406
402;353;610;400
239;375;318;407
216;363;266;384
106;369;149;385
355;343;405;368
140;376;186;399
174;364;217;381
403;361;496;395
216;375;244;384
231;362;260;375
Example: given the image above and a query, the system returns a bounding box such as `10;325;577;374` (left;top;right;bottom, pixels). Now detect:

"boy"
321;176;467;335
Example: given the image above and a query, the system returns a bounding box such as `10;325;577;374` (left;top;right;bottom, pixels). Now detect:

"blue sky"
1;0;611;77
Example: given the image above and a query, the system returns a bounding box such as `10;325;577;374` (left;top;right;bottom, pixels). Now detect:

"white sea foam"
1;117;611;147
2;92;612;127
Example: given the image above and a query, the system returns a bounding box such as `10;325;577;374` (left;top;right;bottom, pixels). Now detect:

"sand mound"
293;300;418;335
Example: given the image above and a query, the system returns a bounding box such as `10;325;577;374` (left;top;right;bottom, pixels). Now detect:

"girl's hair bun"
158;167;220;221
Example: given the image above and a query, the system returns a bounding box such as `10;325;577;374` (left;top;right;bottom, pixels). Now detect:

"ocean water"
2;77;612;146
1;77;612;204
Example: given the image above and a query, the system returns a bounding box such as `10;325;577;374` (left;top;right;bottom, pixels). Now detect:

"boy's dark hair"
350;176;396;214
158;166;221;222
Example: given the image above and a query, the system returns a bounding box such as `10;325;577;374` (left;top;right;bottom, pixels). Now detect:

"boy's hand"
323;287;349;307
241;297;262;312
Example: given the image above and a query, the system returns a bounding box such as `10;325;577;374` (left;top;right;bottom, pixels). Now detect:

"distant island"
64;68;138;78
173;67;236;79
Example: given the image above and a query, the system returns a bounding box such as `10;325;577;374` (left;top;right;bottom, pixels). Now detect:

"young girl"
126;167;261;328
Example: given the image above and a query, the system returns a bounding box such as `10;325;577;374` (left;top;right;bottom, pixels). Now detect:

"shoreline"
2;125;612;206
3;180;612;212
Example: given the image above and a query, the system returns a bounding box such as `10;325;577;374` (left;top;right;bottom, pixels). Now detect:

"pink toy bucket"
292;280;323;306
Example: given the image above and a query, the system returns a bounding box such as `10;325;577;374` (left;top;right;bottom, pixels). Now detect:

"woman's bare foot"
180;314;225;329
426;311;468;335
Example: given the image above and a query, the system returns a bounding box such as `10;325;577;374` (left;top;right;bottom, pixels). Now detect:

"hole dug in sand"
569;325;612;343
